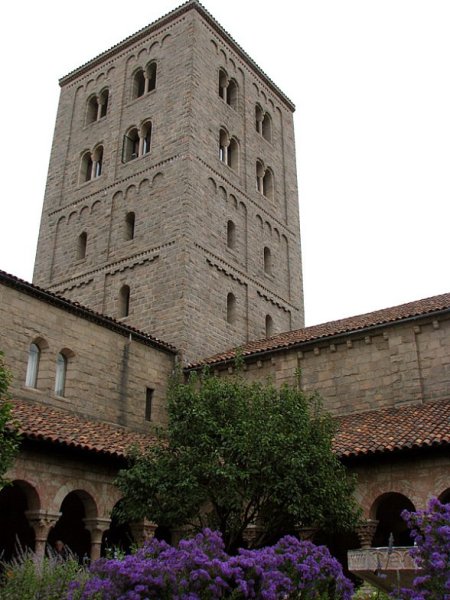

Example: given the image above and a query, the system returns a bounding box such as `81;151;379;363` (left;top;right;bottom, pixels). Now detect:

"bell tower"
33;1;304;362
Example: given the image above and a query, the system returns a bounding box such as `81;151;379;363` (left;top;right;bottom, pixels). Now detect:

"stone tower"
33;1;304;362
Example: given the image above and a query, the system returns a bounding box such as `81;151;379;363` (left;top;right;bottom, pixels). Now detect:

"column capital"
356;519;379;549
26;510;61;532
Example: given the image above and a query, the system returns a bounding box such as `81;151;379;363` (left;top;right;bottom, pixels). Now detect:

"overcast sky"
0;0;448;326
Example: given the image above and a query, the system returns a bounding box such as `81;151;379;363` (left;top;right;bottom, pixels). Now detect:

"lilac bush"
69;529;353;599
396;498;450;600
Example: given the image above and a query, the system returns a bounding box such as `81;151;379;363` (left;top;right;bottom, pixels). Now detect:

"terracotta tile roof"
334;399;450;458
9;399;156;459
0;270;177;355
189;292;450;368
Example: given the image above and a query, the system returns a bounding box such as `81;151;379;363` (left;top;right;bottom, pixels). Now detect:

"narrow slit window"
227;220;236;249
25;343;40;388
55;352;67;397
265;315;274;338
77;232;87;260
119;285;130;318
226;292;236;324
125;212;135;241
145;388;154;421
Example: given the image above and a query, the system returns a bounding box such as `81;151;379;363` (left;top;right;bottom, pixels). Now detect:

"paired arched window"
54;352;68;397
264;246;272;275
256;161;274;199
125;212;135;241
226;293;236;324
255;105;272;142
132;62;157;99
86;89;109;124
226;220;236;249
218;68;238;109
25;343;40;388
77;232;87;260
80;145;103;183
123;122;153;162
119;285;130;318
219;129;239;171
265;315;274;338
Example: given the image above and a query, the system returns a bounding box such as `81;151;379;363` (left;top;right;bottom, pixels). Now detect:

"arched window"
228;137;239;171
86;96;99;125
256;160;264;193
55;352;67;397
226;220;236;249
141;122;152;155
226;293;236;324
262;112;272;142
80;152;93;183
227;79;238;109
264;246;272;275
255;105;263;134
265;315;274;338
146;62;157;92
219;129;228;163
132;68;146;99
125;212;135;241
99;89;109;119
218;69;228;101
93;145;103;178
263;169;274;200
77;232;87;260
25;343;40;388
119;285;130;318
123;128;140;162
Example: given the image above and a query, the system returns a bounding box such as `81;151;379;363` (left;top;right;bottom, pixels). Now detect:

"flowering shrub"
69;529;353;599
397;498;450;600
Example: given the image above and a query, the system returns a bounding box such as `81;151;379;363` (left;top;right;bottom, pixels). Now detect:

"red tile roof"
9;397;450;461
334;399;450;458
189;292;450;368
9;399;156;459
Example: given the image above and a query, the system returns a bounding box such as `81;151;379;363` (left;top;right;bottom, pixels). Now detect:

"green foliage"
0;352;20;490
116;370;360;551
0;548;88;600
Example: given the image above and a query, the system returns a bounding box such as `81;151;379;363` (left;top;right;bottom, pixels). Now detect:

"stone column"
25;510;61;559
356;519;379;549
83;517;111;562
129;519;158;547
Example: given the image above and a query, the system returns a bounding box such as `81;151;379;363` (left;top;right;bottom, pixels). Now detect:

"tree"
0;351;20;489
116;369;361;551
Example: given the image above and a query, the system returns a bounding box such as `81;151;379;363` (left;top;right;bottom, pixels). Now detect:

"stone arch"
85;78;95;92
137;48;147;61
229;194;237;209
101;499;134;556
139;178;150;194
207;177;217;194
229;58;236;71
256;214;263;230
112;190;123;203
161;33;171;47
107;66;115;78
210;39;218;53
148;41;159;54
67;211;77;224
0;480;40;560
80;205;90;219
152;172;164;186
438;488;450;503
218;186;227;202
219;49;227;64
96;72;106;85
125;184;137;201
252;82;259;96
261;90;267;103
126;54;137;67
370;492;415;547
91;199;101;214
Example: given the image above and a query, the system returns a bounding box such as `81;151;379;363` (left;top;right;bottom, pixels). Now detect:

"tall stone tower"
33;1;304;362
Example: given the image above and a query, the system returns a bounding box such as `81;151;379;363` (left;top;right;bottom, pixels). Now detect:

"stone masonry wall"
0;282;175;430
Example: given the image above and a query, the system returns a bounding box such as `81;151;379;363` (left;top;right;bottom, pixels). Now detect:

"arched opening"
123;128;140;162
227;79;238;109
264;246;272;275
25;342;40;388
93;146;103;178
255;105;263;134
141;121;152;155
226;293;236;324
55;352;68;396
77;231;87;260
256;160;264;193
0;481;38;561
132;68;145;99
125;212;135;241
48;491;93;561
227;220;236;249
265;315;274;338
102;500;133;557
99;89;109;118
371;492;415;547
219;129;228;163
263;169;274;200
218;68;228;101
439;488;450;504
86;96;99;125
119;285;130;318
262;112;272;142
154;526;172;544
228;137;239;171
80;152;93;183
146;61;157;92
